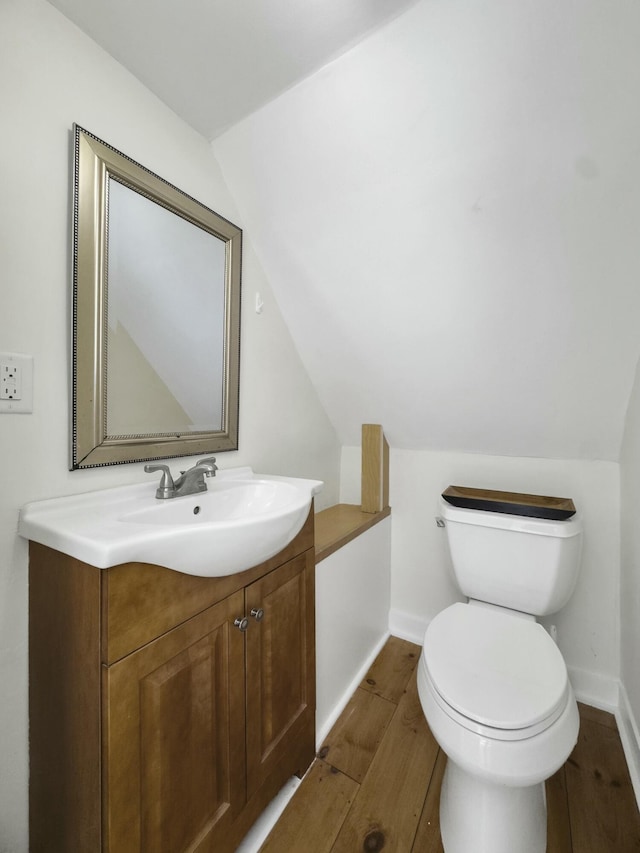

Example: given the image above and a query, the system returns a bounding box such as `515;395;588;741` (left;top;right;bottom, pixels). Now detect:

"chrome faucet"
145;457;218;499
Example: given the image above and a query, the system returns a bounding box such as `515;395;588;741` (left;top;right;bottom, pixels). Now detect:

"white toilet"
417;492;583;853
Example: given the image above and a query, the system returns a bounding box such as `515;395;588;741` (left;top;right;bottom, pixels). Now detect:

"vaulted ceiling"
47;0;640;460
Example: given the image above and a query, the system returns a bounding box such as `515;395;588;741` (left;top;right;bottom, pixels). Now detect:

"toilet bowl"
418;603;579;853
418;493;583;853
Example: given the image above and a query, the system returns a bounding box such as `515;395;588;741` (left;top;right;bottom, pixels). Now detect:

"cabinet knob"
234;617;249;632
250;608;264;622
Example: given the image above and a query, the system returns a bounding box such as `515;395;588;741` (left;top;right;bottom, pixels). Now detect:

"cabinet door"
245;550;316;797
103;590;246;853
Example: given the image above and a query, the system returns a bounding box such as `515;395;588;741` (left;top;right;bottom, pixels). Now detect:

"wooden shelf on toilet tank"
442;486;576;521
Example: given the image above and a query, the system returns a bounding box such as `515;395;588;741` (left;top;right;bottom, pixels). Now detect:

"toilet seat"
423;603;569;740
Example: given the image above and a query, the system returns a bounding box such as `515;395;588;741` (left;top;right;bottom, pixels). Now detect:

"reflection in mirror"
71;126;242;469
106;179;227;436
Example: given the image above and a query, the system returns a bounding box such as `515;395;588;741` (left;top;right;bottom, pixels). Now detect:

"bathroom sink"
19;467;323;577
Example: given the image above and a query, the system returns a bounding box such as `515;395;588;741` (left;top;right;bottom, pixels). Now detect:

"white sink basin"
19;467;323;577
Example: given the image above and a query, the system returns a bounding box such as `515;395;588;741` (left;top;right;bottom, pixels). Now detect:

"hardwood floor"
260;637;640;852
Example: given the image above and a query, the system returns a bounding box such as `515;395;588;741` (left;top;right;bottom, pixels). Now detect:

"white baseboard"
235;777;302;853
388;608;427;646
616;683;640;811
568;665;619;713
315;630;390;748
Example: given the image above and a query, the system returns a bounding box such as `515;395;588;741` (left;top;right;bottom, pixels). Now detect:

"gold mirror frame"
71;126;241;469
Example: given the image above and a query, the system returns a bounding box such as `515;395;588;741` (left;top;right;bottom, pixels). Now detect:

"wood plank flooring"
261;637;640;852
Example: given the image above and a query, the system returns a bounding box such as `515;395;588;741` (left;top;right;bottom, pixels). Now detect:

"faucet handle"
196;456;218;476
144;464;176;499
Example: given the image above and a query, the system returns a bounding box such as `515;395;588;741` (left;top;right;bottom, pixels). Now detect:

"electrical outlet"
0;353;33;413
1;362;21;400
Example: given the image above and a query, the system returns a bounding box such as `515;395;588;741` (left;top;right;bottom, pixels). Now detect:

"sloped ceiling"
213;0;640;460
48;0;640;460
45;0;421;139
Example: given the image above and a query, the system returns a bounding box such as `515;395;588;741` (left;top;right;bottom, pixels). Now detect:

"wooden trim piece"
361;424;389;513
315;504;391;564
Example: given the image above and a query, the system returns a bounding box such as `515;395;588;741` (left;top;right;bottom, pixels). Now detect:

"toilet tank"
440;499;583;616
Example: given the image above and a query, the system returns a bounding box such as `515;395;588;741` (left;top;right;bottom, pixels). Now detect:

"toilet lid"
423;603;568;730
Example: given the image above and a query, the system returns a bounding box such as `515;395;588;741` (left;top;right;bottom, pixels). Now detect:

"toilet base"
440;759;547;853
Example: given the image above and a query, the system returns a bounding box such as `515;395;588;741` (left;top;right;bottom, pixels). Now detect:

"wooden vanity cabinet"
103;590;247;852
29;510;316;853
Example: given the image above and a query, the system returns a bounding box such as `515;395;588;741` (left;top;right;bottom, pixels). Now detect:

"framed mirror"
71;126;242;469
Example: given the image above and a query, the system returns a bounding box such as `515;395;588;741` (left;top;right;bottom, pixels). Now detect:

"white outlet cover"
0;352;33;413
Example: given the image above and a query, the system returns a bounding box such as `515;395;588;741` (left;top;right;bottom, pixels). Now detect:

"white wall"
620;357;640;799
0;2;340;849
213;0;640;461
315;517;391;742
342;446;621;707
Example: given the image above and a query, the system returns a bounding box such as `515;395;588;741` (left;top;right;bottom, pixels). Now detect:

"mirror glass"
71;126;242;469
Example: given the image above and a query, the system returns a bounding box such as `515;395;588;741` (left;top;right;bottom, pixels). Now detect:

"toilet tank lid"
440;499;582;538
424;603;569;730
